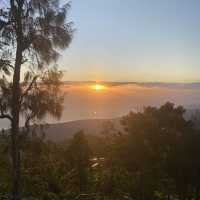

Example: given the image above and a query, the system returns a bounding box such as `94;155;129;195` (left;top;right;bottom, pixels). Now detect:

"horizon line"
62;80;200;84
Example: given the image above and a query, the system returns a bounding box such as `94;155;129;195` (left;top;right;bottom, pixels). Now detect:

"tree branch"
0;114;12;121
0;106;12;121
24;112;36;133
21;75;38;100
0;59;14;70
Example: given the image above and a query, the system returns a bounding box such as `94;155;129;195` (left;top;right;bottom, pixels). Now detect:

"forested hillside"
0;102;200;200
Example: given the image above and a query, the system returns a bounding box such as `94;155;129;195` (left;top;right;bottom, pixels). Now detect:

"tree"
120;102;194;200
67;131;91;193
0;1;73;199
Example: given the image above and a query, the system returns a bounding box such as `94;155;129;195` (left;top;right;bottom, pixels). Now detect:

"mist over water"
1;83;200;129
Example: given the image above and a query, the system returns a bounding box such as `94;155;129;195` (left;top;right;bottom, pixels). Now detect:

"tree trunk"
10;1;23;198
11;39;22;200
11;123;21;200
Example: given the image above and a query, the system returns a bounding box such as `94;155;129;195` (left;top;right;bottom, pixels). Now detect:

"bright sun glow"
91;84;106;91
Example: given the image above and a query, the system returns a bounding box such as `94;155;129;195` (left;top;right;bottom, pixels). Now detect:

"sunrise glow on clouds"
0;82;199;129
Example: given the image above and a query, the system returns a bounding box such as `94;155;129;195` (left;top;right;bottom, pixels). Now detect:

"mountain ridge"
41;118;123;142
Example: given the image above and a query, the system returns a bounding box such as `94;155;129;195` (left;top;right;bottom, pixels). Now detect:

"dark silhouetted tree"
120;102;194;200
67;131;91;193
0;1;73;199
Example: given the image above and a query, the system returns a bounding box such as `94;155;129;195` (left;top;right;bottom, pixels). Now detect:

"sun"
91;84;106;91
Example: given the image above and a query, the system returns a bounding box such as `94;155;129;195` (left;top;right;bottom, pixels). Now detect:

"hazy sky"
1;83;200;128
57;0;200;82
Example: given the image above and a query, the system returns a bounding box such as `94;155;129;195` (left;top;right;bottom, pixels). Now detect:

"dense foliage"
0;1;73;199
0;102;200;200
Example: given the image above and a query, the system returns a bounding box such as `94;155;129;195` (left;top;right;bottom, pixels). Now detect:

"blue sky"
59;0;200;82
